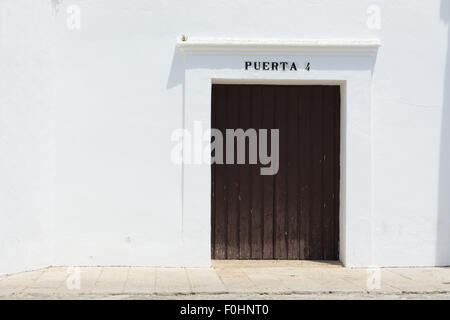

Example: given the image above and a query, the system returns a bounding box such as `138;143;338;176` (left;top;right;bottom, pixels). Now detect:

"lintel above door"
176;37;381;56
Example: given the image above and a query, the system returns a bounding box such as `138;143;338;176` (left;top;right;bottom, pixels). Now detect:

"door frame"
178;38;379;267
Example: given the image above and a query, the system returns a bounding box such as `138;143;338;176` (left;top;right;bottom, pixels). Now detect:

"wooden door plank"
322;86;335;259
310;86;324;260
226;85;240;259
262;86;275;259
298;86;312;259
274;86;288;259
212;85;228;259
333;86;341;260
286;86;299;259
250;85;264;259
211;85;216;258
238;85;252;259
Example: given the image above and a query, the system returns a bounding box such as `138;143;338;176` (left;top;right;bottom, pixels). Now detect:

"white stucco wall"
0;0;449;274
0;1;55;274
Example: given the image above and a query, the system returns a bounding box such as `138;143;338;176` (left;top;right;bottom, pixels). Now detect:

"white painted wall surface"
0;0;449;274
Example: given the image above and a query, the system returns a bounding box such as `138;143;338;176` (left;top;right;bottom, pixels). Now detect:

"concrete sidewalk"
1;261;449;299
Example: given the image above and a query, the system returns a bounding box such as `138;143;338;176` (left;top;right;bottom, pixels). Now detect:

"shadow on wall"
438;0;450;266
166;47;185;90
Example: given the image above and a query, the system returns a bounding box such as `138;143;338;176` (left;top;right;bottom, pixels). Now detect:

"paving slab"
381;268;448;292
29;267;68;289
186;268;226;294
281;275;328;292
91;267;129;294
56;267;103;295
124;267;156;294
155;268;191;294
214;268;257;293
0;269;45;296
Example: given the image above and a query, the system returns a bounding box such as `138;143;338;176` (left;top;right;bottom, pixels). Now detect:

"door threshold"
211;260;342;268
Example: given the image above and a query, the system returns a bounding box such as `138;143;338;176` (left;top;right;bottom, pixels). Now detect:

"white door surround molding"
177;37;381;55
177;37;380;267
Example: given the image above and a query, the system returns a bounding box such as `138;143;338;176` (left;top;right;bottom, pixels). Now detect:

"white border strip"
177;37;381;55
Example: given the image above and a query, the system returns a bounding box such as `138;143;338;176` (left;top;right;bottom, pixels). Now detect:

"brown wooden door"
211;84;340;260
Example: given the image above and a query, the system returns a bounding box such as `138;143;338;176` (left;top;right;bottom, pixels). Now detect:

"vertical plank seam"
284;86;289;259
321;85;325;260
272;86;277;260
238;86;242;259
236;87;240;259
211;85;216;259
224;85;229;259
296;86;301;259
249;85;253;259
260;86;265;259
